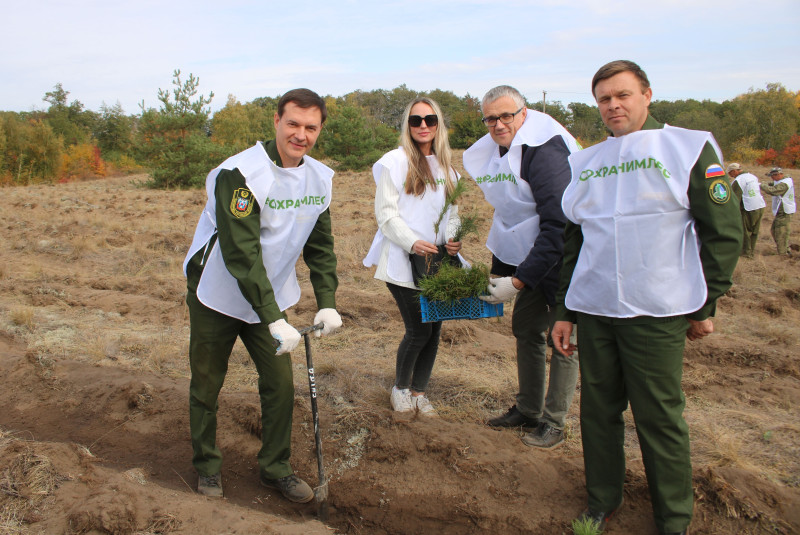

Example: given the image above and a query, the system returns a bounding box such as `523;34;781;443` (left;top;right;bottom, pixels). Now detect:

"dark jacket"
491;134;572;306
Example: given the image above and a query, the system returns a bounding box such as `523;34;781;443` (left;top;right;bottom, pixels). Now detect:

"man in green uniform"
183;89;341;502
727;163;765;258
760;167;795;256
551;61;741;535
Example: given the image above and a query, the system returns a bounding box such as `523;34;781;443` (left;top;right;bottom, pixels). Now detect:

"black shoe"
197;472;223;497
575;504;620;532
260;473;314;503
487;405;538;429
662;531;687;535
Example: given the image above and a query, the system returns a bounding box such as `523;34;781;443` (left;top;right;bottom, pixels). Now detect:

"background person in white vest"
182;89;342;502
462;85;580;450
552;60;741;535
727;162;766;258
759;167;795;256
363;97;462;417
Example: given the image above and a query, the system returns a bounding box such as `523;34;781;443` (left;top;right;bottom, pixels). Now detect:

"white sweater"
372;167;460;288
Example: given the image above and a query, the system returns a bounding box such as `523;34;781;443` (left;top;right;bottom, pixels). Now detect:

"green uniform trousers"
513;286;579;429
577;313;692;534
771;212;792;255
740;207;763;258
187;290;295;480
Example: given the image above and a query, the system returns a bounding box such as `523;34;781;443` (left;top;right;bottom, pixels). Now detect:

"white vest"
562;126;719;318
362;148;458;284
771;177;796;215
734;172;766;211
183;142;334;323
463;109;580;266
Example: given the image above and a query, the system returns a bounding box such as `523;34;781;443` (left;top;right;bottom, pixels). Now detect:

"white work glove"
478;276;520;304
313;308;342;337
268;319;301;355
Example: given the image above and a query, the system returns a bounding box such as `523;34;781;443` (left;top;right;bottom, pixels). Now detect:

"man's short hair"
591;60;650;96
481;85;526;112
277;88;328;124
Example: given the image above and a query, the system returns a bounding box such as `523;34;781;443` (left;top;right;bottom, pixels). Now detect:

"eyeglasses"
408;114;438;128
481;107;524;127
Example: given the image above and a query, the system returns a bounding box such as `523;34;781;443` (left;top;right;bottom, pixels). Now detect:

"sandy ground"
0;160;799;534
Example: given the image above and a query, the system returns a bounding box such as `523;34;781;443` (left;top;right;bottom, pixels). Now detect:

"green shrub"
318;105;397;171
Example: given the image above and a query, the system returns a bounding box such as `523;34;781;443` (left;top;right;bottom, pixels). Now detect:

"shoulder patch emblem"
709;179;731;204
705;163;725;179
230;188;254;218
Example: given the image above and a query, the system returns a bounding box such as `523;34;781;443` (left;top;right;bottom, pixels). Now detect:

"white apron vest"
771;177;796;215
734;172;766;211
183;142;334;323
362;148;457;284
562;125;720;318
463;109;580;266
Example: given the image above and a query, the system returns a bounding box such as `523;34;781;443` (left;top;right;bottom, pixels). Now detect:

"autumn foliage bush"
777;134;800;168
59;143;106;182
755;135;800;168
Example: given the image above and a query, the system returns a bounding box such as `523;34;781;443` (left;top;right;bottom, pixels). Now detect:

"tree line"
1;70;799;188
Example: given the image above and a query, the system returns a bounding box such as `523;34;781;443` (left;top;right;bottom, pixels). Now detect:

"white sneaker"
390;386;414;412
412;394;438;417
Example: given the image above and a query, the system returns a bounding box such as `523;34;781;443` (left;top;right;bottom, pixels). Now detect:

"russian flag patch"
705;164;725;179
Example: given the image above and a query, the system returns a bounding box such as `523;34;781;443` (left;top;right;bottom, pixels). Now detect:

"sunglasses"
408;114;438;128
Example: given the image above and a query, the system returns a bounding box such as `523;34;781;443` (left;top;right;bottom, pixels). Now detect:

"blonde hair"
399;97;455;198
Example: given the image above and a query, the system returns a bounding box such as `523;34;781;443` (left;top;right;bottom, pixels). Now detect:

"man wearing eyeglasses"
551;60;741;535
462;85;581;450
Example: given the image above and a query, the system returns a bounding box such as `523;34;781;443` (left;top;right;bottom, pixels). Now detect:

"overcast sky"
3;0;799;115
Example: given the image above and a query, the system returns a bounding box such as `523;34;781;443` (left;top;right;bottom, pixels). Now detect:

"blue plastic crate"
419;295;504;323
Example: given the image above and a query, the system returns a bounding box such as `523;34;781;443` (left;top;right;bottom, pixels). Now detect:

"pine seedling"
571;517;603;535
418;262;490;302
433;179;467;237
452;212;479;242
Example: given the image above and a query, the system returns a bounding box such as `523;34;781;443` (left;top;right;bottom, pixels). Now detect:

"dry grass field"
0;155;798;534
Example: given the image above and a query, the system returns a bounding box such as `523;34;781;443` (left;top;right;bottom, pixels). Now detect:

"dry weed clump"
692;467;793;533
139;511;182;534
0;437;62;532
143;329;188;376
9;307;35;331
691;421;755;471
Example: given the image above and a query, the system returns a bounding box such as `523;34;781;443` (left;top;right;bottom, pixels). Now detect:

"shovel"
297;323;329;520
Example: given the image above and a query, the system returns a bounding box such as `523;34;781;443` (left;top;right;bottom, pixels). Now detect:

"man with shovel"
183;88;342;502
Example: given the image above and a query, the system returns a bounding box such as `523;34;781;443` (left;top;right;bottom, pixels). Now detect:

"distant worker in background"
463;85;581;450
363;97;462;417
727;163;766;258
760;167;795;257
183;88;342;503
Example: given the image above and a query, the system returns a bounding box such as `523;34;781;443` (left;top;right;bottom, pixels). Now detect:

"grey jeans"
512;286;579;429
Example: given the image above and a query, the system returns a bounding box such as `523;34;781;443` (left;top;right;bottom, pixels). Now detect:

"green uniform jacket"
556;116;741;324
186;140;337;324
760;181;790;215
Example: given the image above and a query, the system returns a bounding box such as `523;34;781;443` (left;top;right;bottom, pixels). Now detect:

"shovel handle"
302;323;328;520
299;323;325;336
271;323;324;348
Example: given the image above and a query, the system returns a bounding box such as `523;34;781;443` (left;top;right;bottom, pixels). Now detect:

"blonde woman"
363;97;462;416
